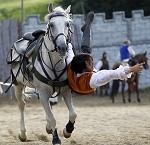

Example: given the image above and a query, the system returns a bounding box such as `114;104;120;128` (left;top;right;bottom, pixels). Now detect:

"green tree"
59;0;150;19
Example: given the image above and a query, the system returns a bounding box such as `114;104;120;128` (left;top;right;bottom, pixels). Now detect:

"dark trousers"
81;25;92;54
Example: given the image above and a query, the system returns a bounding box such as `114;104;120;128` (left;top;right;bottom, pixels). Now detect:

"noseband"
45;13;72;52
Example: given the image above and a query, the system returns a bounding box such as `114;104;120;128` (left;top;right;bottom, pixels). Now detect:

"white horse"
7;4;77;145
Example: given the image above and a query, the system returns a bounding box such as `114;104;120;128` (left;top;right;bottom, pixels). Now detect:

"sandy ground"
0;90;150;145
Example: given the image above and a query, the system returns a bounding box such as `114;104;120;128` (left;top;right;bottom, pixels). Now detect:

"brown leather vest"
68;64;96;95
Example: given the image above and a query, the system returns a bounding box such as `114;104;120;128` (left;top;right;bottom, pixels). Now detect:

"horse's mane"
134;53;143;59
44;6;72;22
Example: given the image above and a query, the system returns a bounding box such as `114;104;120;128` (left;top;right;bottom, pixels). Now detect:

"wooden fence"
0;19;20;96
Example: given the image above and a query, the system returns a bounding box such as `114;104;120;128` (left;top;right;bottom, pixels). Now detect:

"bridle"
39;12;72;80
45;12;73;52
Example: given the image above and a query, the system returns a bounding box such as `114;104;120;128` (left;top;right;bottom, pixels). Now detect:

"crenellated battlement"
23;10;150;88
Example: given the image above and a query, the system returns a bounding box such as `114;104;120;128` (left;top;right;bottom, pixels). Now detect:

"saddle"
14;29;45;57
5;30;45;92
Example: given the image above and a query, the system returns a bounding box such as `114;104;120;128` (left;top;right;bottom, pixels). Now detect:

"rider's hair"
71;53;93;74
124;40;131;45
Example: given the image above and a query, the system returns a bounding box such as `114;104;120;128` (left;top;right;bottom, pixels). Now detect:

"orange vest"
68;64;96;95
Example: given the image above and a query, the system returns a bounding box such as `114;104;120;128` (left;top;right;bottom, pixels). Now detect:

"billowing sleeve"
66;43;75;65
90;65;131;88
95;60;102;71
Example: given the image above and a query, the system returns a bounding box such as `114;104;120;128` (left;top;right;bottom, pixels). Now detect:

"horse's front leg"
39;91;61;145
135;79;140;102
62;87;77;138
14;84;27;142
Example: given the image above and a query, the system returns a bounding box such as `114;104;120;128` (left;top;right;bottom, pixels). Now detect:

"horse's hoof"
63;128;71;138
52;129;61;145
52;138;61;145
18;133;27;142
46;127;52;134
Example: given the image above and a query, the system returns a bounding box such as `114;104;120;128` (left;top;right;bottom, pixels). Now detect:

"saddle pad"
14;39;29;55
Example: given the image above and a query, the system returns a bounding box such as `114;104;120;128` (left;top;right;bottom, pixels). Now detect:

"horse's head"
44;3;73;56
134;51;149;69
142;51;149;69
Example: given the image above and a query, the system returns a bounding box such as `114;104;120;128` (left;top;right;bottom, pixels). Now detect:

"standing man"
95;52;109;96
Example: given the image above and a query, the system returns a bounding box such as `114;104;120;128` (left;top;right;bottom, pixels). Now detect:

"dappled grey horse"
7;4;77;145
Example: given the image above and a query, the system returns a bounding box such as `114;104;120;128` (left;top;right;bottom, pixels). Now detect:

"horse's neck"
41;38;66;69
43;36;54;50
132;55;140;64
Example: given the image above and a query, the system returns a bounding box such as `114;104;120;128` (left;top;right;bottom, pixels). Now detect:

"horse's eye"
49;23;54;28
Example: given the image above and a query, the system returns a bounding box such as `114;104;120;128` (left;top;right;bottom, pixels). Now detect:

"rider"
119;40;135;66
66;11;144;95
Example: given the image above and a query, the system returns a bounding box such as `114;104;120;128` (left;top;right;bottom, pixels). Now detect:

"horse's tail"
110;80;119;103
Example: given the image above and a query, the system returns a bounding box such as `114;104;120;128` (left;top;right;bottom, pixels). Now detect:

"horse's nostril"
57;45;67;56
58;44;67;52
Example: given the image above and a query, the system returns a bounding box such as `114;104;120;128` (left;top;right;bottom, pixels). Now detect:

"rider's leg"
81;11;94;54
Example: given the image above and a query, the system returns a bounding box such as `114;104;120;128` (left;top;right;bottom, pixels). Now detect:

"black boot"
81;11;94;32
81;11;94;54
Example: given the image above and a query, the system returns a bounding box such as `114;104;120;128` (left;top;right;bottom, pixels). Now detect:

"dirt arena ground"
0;90;150;145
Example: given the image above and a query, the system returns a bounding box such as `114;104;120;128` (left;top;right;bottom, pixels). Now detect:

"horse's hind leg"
14;84;27;142
62;88;77;138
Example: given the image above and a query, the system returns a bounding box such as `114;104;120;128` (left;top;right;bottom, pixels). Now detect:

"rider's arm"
128;46;135;57
90;66;130;88
90;63;143;89
67;43;74;65
94;60;102;71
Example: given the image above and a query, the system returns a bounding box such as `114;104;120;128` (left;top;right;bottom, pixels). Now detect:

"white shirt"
67;43;132;89
128;46;135;57
95;60;102;71
66;43;75;65
90;65;131;89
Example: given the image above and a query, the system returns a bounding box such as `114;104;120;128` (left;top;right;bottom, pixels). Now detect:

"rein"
39;46;68;82
31;35;68;88
31;13;71;89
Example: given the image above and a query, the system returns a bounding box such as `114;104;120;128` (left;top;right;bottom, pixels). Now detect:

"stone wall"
23;10;150;88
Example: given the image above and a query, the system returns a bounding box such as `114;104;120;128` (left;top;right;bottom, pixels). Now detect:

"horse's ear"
65;5;71;14
48;3;54;13
144;51;147;56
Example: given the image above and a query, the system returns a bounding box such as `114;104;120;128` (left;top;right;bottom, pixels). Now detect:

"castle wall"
23;10;150;88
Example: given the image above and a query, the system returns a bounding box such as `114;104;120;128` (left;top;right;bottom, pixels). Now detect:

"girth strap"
31;35;68;87
32;67;68;87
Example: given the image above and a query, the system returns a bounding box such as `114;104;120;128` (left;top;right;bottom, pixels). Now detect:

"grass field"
0;0;59;21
